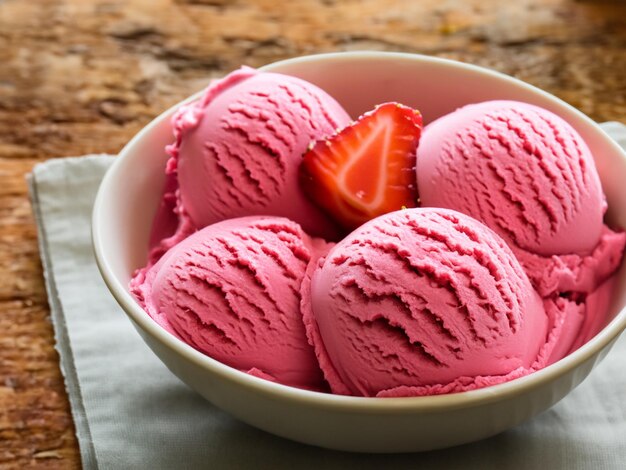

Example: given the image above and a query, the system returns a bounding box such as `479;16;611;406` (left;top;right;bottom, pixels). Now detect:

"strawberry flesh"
300;102;422;231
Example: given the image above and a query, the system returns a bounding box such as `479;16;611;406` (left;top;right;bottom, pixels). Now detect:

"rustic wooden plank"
0;0;625;467
0;299;80;469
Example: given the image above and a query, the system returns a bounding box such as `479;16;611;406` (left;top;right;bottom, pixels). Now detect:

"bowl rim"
92;50;626;414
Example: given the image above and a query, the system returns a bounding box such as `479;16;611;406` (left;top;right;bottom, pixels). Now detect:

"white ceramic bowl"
92;52;626;453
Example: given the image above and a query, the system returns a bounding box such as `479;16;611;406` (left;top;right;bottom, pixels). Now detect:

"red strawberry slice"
300;102;422;231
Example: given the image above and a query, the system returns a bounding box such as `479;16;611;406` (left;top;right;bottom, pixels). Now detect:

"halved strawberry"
300;102;422;231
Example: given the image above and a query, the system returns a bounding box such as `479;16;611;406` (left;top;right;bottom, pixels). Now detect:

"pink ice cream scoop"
303;208;549;397
416;101;606;257
131;216;331;391
148;67;351;263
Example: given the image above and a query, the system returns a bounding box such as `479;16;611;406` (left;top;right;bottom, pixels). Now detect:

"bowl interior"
94;52;626;405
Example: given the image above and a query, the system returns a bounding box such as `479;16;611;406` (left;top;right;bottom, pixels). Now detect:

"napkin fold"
28;123;626;470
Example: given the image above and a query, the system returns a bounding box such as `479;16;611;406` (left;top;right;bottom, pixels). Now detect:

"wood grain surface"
0;0;625;468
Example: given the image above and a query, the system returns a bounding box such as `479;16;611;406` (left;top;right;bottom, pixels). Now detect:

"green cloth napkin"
28;123;626;469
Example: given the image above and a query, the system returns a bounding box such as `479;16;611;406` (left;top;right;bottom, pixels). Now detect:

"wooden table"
0;0;624;467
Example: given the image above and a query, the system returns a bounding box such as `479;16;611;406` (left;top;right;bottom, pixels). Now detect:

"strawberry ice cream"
130;71;624;398
303;208;551;397
416;100;625;296
416;100;605;256
131;216;331;391
149;67;351;264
